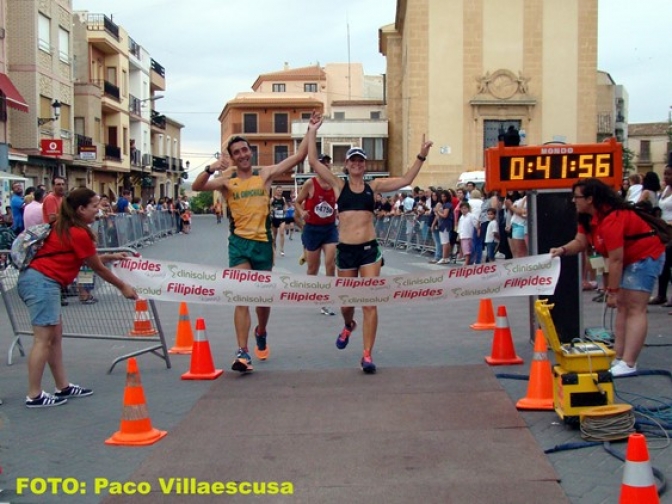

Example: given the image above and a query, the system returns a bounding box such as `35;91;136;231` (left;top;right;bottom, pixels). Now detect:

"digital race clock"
485;138;623;192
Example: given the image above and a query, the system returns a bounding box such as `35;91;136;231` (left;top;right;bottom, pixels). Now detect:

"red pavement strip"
104;365;567;503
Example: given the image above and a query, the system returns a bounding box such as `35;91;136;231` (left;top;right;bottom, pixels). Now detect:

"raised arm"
192;155;231;192
307;112;342;190
372;135;434;193
261;127;310;184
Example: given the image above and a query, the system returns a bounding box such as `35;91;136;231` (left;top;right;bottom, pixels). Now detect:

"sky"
72;0;672;179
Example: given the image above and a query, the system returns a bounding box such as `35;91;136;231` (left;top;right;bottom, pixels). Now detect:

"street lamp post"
37;100;61;126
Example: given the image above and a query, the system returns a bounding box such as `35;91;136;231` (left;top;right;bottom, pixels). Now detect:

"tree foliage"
190;191;214;214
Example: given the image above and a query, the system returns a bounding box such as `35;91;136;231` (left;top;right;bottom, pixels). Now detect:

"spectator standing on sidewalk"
42;176;67;224
10;182;25;234
550;178;665;377
649;164;672;308
191;128;310;373
433;190;453;264
23;187;46;229
295;153;339;316
457;201;478;265
306;111;433;373
19;188;137;408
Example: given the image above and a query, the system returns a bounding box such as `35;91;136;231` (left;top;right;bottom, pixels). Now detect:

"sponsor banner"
111;254;560;307
112;254;560;307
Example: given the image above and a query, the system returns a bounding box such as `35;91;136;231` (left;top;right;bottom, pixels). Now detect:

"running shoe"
54;383;93;399
321;307;335;316
336;320;357;349
232;348;253;373
26;391;67;408
361;352;377;374
254;326;270;361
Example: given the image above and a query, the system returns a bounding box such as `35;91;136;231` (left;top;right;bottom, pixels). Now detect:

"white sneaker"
436;258;449;265
610;360;637;377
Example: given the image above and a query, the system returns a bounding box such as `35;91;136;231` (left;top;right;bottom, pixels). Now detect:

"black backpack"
624;204;672;244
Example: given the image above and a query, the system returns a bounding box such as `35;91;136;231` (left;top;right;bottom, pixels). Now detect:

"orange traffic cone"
470;298;496;330
485;306;524;366
619;433;659;503
516;329;553;410
105;358;167;446
169;302;194;354
181;318;223;380
128;299;158;336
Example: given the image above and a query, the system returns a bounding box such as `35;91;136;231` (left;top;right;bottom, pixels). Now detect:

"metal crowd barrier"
376;214;437;255
93;209;177;249
0;247;171;374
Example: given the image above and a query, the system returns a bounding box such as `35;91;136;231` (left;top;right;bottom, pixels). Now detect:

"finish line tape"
111;254;560;307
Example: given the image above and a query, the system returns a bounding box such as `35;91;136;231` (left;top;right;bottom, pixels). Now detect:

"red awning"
0;73;28;112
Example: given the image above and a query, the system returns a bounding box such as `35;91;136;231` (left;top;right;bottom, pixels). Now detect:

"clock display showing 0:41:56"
501;153;614;181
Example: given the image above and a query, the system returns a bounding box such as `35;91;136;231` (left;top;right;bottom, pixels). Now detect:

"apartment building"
0;1;183;203
627;122;670;176
6;0;75;188
380;0;600;189
72;11;184;201
220;63;388;186
0;0;30;208
596;70;628;144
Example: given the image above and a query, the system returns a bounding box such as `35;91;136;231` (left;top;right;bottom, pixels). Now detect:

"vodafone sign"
40;139;63;156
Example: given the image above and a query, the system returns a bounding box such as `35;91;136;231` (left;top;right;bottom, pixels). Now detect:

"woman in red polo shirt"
18;188;137;408
550;178;665;377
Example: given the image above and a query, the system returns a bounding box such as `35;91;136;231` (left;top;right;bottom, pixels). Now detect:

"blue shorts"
511;222;525;240
301;223;338;252
621;254;665;293
17;268;62;326
228;233;273;271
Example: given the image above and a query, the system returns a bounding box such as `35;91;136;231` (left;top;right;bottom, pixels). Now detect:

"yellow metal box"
553;365;614;423
535;299;615;372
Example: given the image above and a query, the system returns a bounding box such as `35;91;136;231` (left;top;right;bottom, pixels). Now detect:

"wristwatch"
204;165;214;175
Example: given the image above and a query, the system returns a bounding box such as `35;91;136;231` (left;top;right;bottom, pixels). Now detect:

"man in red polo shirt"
42;176;66;224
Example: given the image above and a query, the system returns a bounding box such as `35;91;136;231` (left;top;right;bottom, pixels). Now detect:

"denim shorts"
511;222;526;240
621;254;665;293
17;268;62;326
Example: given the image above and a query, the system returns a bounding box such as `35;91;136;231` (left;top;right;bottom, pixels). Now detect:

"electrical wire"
580;410;636;441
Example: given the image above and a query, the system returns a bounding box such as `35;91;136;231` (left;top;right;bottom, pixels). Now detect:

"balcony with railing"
75;134;93;148
150;58;166;91
151;110;166;130
166;156;180;171
86;14;121;54
129;95;142;117
152;155;168;172
130;148;142;167
103;81;120;101
232;120;295;136
104;144;121;161
129;37;141;60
